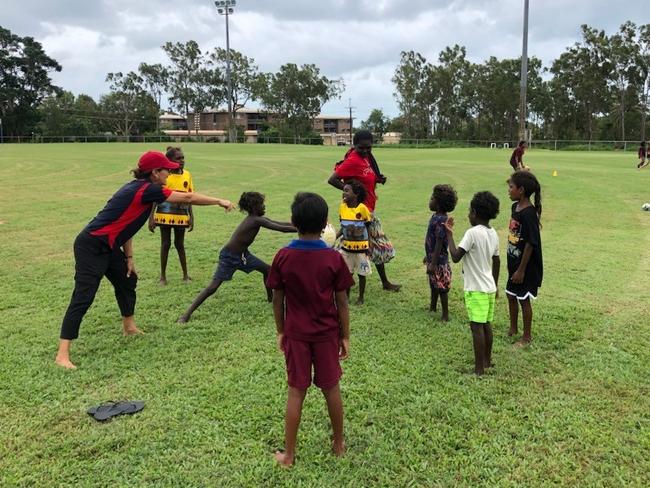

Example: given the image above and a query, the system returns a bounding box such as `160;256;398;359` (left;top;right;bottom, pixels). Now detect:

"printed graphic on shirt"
339;202;371;252
507;218;522;260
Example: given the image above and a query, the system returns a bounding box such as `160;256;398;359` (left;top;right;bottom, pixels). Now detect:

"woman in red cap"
55;151;235;369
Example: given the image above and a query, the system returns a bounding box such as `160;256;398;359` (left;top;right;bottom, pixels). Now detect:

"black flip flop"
87;401;145;422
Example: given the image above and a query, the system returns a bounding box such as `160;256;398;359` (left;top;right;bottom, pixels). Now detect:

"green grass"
1;143;649;487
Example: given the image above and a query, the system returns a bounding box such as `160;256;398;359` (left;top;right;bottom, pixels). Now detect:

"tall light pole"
518;0;530;143
215;0;236;143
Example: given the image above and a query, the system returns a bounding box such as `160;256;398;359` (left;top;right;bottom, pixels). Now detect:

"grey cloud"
3;0;648;122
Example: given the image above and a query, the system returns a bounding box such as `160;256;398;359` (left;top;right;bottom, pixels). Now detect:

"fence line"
0;134;644;151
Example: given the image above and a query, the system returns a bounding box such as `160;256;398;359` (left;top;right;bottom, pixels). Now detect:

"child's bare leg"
55;339;77;369
275;386;307;467
518;298;533;344
507;294;519;336
428;281;435;311
483;323;493;367
430;284;438;312
255;263;272;302
470;322;486;375
440;291;449;321
322;383;345;456
159;226;171;285
177;279;223;323
375;263;401;291
122;315;143;335
174;227;191;281
356;275;366;305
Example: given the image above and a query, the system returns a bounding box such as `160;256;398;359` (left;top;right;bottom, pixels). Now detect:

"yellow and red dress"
153;170;194;227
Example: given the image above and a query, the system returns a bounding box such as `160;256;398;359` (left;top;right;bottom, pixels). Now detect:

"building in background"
162;108;352;145
159;113;188;131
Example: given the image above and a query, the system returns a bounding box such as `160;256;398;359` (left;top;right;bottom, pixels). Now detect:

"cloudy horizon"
3;0;645;121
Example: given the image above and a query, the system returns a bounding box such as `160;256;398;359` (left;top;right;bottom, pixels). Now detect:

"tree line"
2;22;648;142
1;27;343;139
382;21;650;142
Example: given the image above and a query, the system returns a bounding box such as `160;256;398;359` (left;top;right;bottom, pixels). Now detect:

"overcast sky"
3;0;645;121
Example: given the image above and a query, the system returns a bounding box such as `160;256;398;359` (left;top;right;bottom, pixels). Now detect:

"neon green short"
464;291;496;323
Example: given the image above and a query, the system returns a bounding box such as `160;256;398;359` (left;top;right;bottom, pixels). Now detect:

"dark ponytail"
131;168;152;180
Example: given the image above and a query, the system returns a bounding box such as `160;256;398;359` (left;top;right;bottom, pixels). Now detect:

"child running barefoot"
505;171;543;346
338;180;372;305
445;192;500;376
177;192;295;323
638;141;648;169
267;192;354;467
424;184;458;320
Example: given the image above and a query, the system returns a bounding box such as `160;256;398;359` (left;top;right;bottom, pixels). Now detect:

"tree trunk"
620;90;626;141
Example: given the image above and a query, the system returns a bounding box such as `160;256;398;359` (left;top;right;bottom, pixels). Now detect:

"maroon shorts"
283;335;342;390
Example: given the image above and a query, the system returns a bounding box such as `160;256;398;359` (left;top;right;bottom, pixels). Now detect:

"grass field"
1;143;649;487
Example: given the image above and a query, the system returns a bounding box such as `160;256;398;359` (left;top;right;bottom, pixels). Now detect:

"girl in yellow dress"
148;146;194;284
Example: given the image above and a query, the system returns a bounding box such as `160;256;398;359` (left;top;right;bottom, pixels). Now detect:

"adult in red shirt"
510;140;527;171
327;130;401;291
56;151;235;369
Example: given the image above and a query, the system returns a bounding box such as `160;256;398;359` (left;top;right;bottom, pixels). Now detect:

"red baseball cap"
138;151;180;172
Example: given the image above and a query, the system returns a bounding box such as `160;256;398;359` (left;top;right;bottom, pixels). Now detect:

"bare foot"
382;283;401;292
507;328;518;337
274;450;294;467
55;357;77;369
123;326;144;336
159;277;168;286
514;338;531;348
332;441;346;457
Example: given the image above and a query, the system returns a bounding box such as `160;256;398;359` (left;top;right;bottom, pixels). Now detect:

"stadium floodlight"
215;0;237;143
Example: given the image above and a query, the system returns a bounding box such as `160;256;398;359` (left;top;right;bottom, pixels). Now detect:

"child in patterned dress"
424;184;458;321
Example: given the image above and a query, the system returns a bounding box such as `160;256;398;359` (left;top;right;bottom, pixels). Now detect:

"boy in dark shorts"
267;192;354;467
638;141;648;169
177;192;295;323
510;140;527;171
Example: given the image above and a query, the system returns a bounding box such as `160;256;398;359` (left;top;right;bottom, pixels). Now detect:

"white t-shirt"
458;225;499;292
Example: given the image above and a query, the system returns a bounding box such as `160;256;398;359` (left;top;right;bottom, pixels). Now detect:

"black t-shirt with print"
506;203;543;288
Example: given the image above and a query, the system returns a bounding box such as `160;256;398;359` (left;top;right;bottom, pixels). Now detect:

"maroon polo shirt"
267;239;354;342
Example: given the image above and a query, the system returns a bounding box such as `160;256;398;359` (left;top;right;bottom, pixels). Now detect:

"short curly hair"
238;191;265;214
433;184;458;213
343;179;367;205
470;191;500;221
291;192;328;234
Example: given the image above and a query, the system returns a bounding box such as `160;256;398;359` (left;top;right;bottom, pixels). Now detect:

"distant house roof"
314;115;351;120
159;113;186;120
192;107;352;119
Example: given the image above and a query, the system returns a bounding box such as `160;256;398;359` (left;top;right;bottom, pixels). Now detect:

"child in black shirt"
505;171;543;346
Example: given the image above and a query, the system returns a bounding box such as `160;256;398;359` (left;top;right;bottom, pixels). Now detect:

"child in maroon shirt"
267;192;353;467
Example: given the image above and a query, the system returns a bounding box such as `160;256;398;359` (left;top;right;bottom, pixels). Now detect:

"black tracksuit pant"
60;232;137;340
